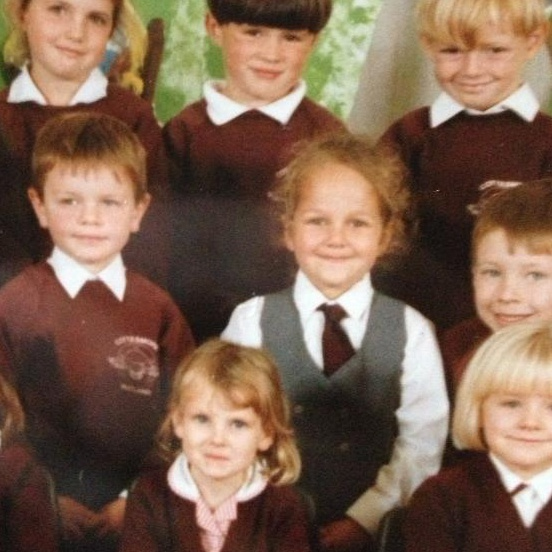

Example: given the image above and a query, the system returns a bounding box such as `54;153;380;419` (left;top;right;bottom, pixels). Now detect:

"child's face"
482;392;552;479
29;163;149;274
206;14;317;107
285;162;389;299
473;228;552;332
22;0;114;94
423;21;544;111
172;384;273;495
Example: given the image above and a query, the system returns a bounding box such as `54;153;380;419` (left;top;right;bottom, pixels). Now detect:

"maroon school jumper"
377;108;552;328
120;467;312;552
405;453;552;552
163;97;345;340
0;441;59;552
0;262;194;509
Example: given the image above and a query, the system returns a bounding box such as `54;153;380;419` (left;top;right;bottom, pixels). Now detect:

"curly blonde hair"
273;132;413;259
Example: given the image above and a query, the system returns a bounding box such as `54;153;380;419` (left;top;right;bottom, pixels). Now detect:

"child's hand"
97;497;127;538
319;517;375;552
58;495;101;540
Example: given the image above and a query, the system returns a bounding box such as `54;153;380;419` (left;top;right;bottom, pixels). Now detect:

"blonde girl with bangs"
121;339;310;552
406;321;552;552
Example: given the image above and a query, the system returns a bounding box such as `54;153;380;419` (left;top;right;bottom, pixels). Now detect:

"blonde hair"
0;374;24;446
158;339;301;486
3;0;147;93
274;132;412;258
472;179;552;259
31;112;147;201
453;321;552;450
416;0;549;47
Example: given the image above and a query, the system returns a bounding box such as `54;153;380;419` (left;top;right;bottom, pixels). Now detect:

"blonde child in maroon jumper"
121;339;310;552
377;0;552;330
406;321;552;552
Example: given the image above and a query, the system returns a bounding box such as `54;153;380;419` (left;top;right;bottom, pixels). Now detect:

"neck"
29;67;84;106
191;467;246;510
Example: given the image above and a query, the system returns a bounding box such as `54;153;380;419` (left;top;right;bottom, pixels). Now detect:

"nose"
258;33;283;62
461;51;484;75
78;202;102;224
519;403;541;429
66;14;86;41
209;422;227;445
326;223;347;247
495;275;521;303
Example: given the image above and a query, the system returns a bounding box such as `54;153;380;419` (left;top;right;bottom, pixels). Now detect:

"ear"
129;193;151;233
171;410;185;441
283;221;296;253
258;430;274;453
419;36;438;60
28;187;49;229
205;11;223;46
525;25;547;59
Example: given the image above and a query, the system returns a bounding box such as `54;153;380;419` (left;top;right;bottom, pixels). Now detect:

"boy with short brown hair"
0;112;195;552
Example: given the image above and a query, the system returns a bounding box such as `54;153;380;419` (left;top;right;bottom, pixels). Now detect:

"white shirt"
491;454;552;527
430;84;539;128
8;66;108;106
47;247;126;301
222;271;449;534
204;80;307;126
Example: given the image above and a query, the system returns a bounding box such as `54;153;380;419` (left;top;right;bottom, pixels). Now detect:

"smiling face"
172;383;273;498
482;392;552;479
285;161;389;299
473;228;552;331
423;21;544;110
206;13;317;107
22;0;115;102
29;162;149;274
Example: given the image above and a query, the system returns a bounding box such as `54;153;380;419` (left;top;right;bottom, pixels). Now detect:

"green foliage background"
0;0;384;123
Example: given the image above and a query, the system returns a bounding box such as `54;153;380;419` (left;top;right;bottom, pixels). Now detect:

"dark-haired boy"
164;0;345;342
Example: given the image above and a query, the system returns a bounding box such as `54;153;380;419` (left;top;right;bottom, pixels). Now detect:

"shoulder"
293;97;346;132
0;264;53;309
414;453;493;501
381;107;431;145
439;318;489;368
164;99;209;131
246;484;308;518
125;272;184;317
100;85;159;126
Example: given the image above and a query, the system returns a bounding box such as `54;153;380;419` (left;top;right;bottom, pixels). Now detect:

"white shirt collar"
430;84;539;128
292;270;374;321
490;453;552;505
167;452;268;502
47;247;126;301
8;66;108;106
204;80;307;126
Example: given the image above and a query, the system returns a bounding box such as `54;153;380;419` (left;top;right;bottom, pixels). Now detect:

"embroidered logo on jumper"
108;336;159;396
